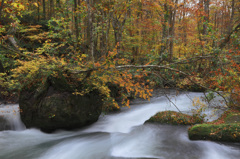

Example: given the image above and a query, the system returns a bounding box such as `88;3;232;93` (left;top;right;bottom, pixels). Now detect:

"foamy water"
0;91;239;159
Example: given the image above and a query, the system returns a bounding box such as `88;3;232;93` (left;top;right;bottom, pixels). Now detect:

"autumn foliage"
0;0;239;109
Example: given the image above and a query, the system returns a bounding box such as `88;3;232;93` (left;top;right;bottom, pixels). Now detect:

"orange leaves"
88;46;153;107
207;49;240;107
94;62;101;67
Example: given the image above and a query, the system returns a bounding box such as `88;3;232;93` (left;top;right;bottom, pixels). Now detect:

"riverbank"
188;109;240;142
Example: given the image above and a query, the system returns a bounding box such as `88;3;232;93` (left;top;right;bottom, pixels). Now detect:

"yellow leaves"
191;97;207;119
7;54;72;92
73;91;85;96
60;58;66;66
33;2;38;7
11;2;25;11
81;54;87;58
98;86;110;97
126;99;130;107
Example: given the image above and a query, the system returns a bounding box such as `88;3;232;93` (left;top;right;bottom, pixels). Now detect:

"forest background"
0;0;239;110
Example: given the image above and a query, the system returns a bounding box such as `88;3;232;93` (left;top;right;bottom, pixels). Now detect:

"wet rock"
19;76;103;133
145;111;203;125
188;123;240;142
0;116;11;131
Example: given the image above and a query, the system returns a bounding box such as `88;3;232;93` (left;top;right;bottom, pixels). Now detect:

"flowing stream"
0;91;240;159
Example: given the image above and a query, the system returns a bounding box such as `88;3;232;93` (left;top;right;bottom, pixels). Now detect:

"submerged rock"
19;76;103;132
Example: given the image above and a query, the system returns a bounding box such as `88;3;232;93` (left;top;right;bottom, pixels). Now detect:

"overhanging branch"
219;23;240;49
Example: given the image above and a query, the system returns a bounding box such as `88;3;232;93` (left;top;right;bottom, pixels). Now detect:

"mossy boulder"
188;110;240;142
145;111;203;125
19;76;103;132
188;123;240;142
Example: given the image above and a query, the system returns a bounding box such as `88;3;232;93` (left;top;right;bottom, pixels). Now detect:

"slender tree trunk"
160;2;169;63
106;10;111;53
0;60;4;73
56;0;61;8
203;0;210;36
111;2;128;53
43;0;46;20
0;0;5;21
74;0;79;43
37;0;40;21
169;0;178;62
228;0;235;33
100;10;106;56
87;0;95;64
49;0;54;18
112;15;126;50
182;0;187;47
221;6;224;36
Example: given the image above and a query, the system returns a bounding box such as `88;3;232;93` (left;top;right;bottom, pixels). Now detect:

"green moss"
145;111;203;125
188;123;240;142
210;110;240;124
224;112;240;124
188;109;240;142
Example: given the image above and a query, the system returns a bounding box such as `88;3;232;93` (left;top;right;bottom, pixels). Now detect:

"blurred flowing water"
0;91;239;159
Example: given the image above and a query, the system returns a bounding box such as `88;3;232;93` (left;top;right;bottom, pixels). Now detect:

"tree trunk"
203;0;210;36
37;0;40;21
87;0;95;64
0;0;5;20
160;2;169;63
74;0;79;43
169;0;178;62
0;60;4;73
100;11;106;56
111;15;126;52
49;0;54;18
56;0;61;8
111;2;128;53
228;0;235;33
43;0;46;20
182;0;187;46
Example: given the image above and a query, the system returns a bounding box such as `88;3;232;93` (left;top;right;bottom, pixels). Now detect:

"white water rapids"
0;91;240;159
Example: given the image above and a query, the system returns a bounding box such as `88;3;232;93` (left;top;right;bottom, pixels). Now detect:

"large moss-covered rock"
188;123;240;142
145;111;203;125
188;110;240;142
19;76;103;132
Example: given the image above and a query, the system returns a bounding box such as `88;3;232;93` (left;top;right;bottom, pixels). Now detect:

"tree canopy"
0;0;239;109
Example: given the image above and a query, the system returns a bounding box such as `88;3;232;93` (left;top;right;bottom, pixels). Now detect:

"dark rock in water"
19;76;103;133
0;116;11;131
